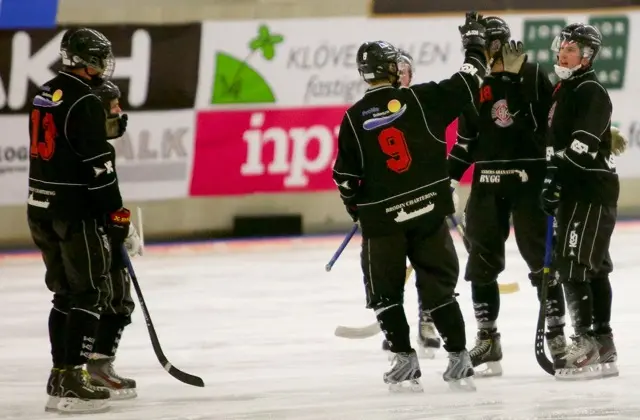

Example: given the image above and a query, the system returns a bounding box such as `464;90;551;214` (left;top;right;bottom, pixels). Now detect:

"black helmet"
93;80;121;111
60;28;115;84
479;16;511;61
551;23;602;63
356;41;399;85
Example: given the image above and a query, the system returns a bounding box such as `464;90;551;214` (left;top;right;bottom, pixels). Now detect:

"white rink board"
1;224;639;419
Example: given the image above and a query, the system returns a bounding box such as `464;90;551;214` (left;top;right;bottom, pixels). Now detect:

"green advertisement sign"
522;16;629;89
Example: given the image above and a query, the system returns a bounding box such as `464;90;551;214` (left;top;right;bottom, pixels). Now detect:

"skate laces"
81;369;102;391
565;335;589;358
469;337;490;358
420;321;436;338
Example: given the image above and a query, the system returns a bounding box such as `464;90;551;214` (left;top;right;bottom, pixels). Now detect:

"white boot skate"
443;350;476;392
383;350;423;393
554;334;601;380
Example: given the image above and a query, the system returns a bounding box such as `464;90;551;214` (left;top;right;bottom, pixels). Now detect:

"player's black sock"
429;300;466;353
591;277;613;334
93;314;130;357
563;282;593;335
471;281;500;330
65;308;100;366
376;304;412;353
49;307;67;368
536;281;566;330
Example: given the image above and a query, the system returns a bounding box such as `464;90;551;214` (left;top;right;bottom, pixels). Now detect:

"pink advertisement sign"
190;107;472;196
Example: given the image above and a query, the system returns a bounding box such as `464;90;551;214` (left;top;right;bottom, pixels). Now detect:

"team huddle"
333;12;626;391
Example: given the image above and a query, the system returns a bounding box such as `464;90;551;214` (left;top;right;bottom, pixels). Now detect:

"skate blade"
447;376;476;392
388;379;423;393
44;396;60;412
555;364;602;381
108;387;137;400
473;361;502;378
600;361;619;379
57;397;110;414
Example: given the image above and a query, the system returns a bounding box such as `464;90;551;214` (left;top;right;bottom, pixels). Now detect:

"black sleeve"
409;51;486;127
563;81;612;170
66;94;123;213
332;111;363;205
448;107;478;181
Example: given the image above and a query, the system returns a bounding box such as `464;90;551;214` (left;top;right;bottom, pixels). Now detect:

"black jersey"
448;62;553;190
27;72;123;221
547;69;619;205
333;53;486;237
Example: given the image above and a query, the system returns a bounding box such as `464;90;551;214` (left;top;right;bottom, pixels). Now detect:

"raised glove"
611;126;628;156
501;40;527;74
458;11;486;51
540;176;561;216
450;179;460;213
124;223;142;257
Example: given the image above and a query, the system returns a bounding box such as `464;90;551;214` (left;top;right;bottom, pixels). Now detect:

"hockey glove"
450;179;460;213
125;224;142;257
106;113;128;140
611;126;628;156
540;176;561;216
501;40;527;74
108;207;132;245
345;204;358;223
458;11;486;52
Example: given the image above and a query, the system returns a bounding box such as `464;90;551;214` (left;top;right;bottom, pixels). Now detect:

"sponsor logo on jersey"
491;99;514;128
362;99;407;130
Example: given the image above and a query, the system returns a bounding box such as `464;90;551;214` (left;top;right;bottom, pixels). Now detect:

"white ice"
1;222;640;420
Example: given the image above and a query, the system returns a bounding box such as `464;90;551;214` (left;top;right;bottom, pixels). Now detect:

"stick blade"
166;363;205;387
498;282;520;294
334;323;381;339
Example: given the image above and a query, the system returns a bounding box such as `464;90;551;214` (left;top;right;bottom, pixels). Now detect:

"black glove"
540;175;561;216
458;11;486;52
106;113;128;139
345;204;358;223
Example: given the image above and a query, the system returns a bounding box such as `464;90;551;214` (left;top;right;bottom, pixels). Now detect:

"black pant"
464;186;547;285
361;220;459;311
29;217;111;313
29;216;112;366
555;201;615;283
104;240;135;317
361;219;465;353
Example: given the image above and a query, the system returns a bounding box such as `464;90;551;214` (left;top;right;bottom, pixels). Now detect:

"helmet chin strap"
554;63;582;80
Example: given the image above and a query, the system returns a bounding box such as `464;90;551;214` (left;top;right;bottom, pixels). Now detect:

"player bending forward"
332;12;488;392
84;80;140;399
380;49;442;359
542;23;626;380
448;16;567;376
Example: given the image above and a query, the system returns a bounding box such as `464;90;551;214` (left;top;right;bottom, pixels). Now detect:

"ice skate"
381;339;395;361
383;350;423;393
87;354;137;400
57;366;110;413
44;368;61;412
469;329;502;377
554;334;601;380
443;350;476;392
416;312;441;359
595;333;618;378
546;329;567;365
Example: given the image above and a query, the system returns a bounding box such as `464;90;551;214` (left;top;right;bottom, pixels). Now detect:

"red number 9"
378;127;411;173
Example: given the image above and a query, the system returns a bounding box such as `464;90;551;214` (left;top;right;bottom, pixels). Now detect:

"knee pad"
52;294;70;314
422;293;459;315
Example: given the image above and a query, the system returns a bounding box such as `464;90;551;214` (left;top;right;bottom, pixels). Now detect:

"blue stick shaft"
325;223;358;272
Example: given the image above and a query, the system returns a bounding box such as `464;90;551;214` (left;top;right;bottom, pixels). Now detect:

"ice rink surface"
1;222;640;420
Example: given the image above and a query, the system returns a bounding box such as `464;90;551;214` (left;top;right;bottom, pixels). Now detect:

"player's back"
28;72;100;220
346;85;454;234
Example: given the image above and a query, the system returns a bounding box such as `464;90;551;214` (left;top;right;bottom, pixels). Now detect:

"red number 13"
378;127;411;173
30;109;57;161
